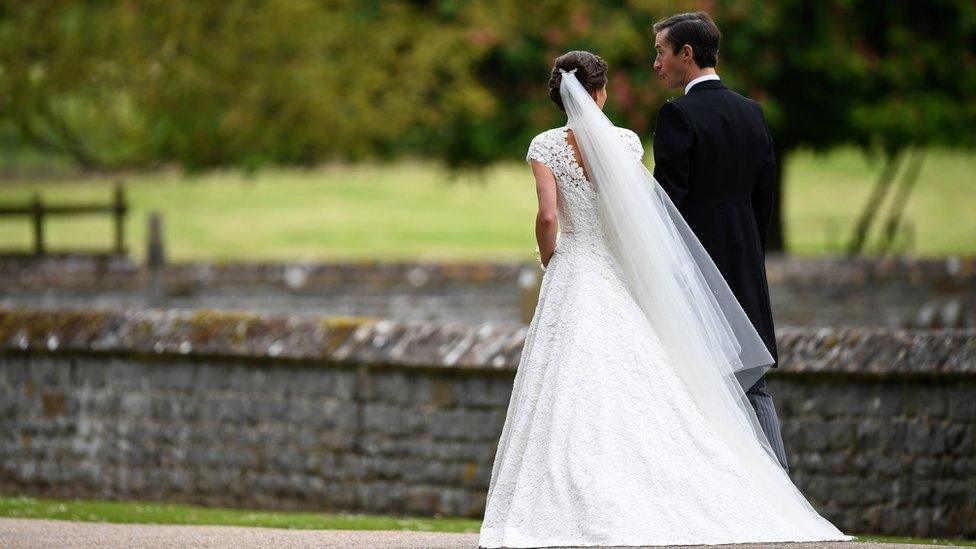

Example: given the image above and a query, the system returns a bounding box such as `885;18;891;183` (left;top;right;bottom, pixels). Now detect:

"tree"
715;0;976;252
0;1;493;170
1;0;974;255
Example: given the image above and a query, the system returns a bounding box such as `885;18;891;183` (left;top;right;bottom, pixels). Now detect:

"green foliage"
0;1;492;170
716;0;976;155
0;1;974;170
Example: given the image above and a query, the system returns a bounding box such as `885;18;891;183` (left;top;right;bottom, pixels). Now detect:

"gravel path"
0;517;966;549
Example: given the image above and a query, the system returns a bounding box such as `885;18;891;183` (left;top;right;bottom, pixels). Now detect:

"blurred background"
0;0;973;260
1;1;975;543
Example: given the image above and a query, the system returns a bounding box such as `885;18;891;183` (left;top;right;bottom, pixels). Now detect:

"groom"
650;11;789;471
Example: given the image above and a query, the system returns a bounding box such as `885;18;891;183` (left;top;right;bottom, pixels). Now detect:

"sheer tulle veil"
559;68;853;536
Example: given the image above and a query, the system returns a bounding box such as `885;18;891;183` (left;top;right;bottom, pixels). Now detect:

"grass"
0;494;481;533
0;147;972;262
783;147;976;256
1;494;974;546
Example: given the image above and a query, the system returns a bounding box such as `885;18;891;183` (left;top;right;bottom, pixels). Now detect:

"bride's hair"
548;50;608;112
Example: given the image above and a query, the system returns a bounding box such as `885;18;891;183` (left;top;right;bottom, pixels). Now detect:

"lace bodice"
526;126;644;252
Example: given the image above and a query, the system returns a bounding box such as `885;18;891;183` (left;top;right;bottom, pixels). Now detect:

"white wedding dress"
477;125;853;548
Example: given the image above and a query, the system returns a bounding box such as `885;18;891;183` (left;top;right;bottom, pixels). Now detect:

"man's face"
653;28;686;89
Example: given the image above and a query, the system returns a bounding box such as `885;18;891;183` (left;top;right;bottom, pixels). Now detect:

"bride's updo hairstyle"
548;50;608;112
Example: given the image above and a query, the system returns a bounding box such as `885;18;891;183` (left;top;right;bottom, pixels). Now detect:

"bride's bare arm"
530;160;558;268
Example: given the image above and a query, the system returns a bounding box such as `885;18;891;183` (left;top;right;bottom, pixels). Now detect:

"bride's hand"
536;232;561;271
536;244;552;271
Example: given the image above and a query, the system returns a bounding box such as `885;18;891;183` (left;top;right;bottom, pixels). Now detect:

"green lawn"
0;147;972;262
783;148;975;256
0;494;481;533
1;495;973;546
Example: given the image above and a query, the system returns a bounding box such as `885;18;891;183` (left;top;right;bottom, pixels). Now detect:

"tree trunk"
767;144;787;253
879;149;925;254
846;150;903;257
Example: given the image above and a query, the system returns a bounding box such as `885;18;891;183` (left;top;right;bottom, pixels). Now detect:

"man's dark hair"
653;11;721;68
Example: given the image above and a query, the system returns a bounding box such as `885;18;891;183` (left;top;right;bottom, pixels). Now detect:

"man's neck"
682;68;719;94
681;67;717;89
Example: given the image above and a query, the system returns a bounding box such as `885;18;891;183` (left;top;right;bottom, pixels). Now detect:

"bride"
478;51;854;548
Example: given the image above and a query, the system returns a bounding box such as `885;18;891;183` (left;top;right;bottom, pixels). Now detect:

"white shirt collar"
684;74;721;94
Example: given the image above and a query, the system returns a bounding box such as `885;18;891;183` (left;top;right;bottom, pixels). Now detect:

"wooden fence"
0;182;127;256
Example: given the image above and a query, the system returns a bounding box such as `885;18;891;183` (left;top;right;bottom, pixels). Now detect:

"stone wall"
0;307;973;538
766;256;976;328
1;254;974;327
0;254;534;324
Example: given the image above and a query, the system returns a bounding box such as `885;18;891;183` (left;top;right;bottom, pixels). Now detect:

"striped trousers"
746;375;790;472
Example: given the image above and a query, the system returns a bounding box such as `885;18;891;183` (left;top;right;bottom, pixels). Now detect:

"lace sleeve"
617;128;645;161
526;132;552;167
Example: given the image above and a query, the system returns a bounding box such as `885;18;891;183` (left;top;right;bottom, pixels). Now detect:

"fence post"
31;192;44;256
824;218;839;255
113;181;127;254
518;267;541;324
147;211;166;306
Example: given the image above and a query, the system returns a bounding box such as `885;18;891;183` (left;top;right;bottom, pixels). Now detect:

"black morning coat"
651;78;779;368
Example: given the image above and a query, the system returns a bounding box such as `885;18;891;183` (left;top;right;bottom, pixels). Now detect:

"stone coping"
775;327;975;377
0;307;526;372
0;307;973;377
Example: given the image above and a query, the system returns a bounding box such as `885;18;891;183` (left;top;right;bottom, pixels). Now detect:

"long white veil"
559;68;850;535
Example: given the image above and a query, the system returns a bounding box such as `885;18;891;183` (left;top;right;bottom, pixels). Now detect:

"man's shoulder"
656;97;691;122
659;89;722;113
659;95;690;110
727;88;765;111
670;86;765;115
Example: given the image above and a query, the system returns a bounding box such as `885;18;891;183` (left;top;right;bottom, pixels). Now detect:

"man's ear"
681;44;694;63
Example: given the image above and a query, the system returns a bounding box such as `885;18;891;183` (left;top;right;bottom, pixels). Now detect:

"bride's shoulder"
614;126;641;140
526;127;567;165
614;126;645;159
529;126;567;143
